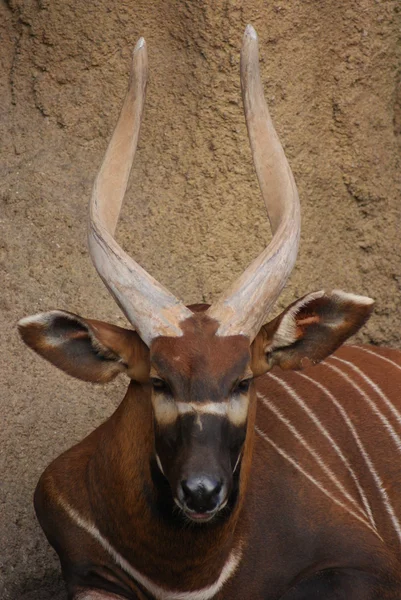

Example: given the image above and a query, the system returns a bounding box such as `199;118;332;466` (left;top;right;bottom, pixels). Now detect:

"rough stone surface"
1;1;400;598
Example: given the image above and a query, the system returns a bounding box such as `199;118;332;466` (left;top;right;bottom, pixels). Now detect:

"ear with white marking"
18;311;150;383
251;290;374;374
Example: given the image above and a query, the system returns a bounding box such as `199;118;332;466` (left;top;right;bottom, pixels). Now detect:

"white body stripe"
295;371;377;530
322;360;401;543
265;373;375;525
352;345;401;374
254;426;379;537
326;359;401;453
257;390;367;519
59;496;242;600
332;356;401;429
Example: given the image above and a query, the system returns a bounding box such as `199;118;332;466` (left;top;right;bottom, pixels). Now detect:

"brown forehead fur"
150;306;251;402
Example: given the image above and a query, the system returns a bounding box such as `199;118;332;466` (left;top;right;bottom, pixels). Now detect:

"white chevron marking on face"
153;396;249;428
176;398;249;427
176;402;228;416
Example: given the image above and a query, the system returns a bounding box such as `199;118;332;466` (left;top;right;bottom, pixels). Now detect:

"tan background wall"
1;1;400;598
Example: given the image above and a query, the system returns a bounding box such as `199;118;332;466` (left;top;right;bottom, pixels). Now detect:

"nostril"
209;479;222;497
213;480;222;495
181;479;192;498
180;477;224;513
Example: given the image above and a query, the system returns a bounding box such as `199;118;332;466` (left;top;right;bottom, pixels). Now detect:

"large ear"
251;290;374;375
18;311;150;383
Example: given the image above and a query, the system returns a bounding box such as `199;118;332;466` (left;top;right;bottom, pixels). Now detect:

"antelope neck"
85;384;244;592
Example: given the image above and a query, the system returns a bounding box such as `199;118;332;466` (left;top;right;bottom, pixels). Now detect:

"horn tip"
134;37;146;53
244;24;257;41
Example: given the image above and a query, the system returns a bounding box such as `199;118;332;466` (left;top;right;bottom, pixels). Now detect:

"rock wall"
1;1;400;597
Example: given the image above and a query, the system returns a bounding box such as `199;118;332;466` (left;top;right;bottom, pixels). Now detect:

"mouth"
184;509;217;523
174;498;227;523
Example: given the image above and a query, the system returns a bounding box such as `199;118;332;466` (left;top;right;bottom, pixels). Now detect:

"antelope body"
19;27;401;600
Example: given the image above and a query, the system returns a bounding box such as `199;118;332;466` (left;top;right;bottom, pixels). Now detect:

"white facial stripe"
177;399;249;426
176;402;227;417
152;386;250;427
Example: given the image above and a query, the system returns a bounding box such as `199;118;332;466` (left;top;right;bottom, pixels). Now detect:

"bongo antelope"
18;26;401;600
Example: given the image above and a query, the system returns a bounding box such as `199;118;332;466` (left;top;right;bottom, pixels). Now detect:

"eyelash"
232;378;252;395
151;378;172;395
151;378;252;396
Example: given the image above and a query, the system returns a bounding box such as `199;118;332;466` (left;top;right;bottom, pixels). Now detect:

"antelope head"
18;27;373;524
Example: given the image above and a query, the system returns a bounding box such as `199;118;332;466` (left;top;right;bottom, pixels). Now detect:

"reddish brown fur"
20;302;401;599
151;311;252;402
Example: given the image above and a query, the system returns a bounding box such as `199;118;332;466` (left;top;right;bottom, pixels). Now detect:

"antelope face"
150;313;253;523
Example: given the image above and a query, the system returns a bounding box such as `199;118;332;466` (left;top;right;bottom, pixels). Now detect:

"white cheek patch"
227;394;249;426
152;394;179;426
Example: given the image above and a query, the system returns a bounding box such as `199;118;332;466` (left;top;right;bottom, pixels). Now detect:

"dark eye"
233;378;252;395
151;377;171;395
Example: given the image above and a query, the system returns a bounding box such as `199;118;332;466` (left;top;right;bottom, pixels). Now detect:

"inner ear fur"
18;310;150;383
251;290;374;375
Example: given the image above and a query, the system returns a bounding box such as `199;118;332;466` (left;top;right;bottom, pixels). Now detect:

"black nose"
180;476;224;513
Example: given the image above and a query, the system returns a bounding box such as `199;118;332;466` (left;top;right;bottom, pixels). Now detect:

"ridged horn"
206;25;301;341
88;38;192;346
